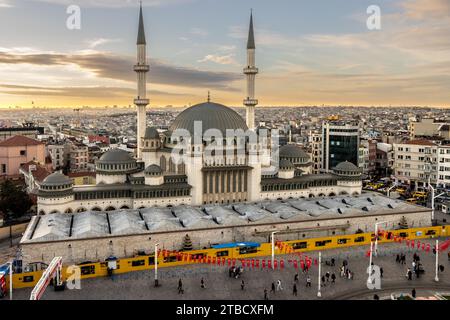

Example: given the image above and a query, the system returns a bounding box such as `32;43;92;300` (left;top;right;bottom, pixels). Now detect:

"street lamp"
271;231;278;270
368;241;374;285
317;252;322;298
435;239;439;282
374;221;388;257
154;243;159;287
428;178;444;225
9;260;13;300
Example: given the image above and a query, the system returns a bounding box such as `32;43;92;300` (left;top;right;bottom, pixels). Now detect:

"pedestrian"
331;258;335;266
271;282;276;294
340;266;345;278
321;275;326;287
294;273;299;283
325;271;330;282
402;254;406;265
380;267;383;278
241;280;245;291
228;267;233;278
374;294;379;300
264;288;269;300
407;268;412;280
201;277;206;289
293;283;298;296
331;273;336;283
276;279;283;291
412;261;416;270
412;288;416;298
178;278;184;294
306;276;311;287
396;254;400;263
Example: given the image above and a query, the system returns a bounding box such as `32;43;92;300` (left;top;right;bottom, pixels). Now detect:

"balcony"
243;67;258;74
243;98;258;106
133;64;149;72
134;98;149;105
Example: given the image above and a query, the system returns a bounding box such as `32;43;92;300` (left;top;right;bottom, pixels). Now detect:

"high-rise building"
321;121;360;171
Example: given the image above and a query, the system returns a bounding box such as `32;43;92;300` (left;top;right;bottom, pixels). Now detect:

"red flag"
422;243;426;251
314;259;318;266
406;239;410;246
410;240;415;248
300;260;304;270
306;259;311;268
417;241;421;249
222;258;226;265
274;259;278;270
366;249;371;257
439;239;450;251
227;258;231;267
293;260;298;269
426;244;430;253
232;259;236;267
262;260;266;269
212;257;216;265
256;259;260;268
268;260;272;269
280;259;284;269
251;259;255;269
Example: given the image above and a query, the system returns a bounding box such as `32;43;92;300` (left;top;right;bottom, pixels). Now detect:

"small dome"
145;164;162;175
98;149;134;164
144;127;160;139
280;144;309;159
279;159;295;170
333;161;361;175
41;172;72;186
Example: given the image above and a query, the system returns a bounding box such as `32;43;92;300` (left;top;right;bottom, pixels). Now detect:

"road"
10;239;450;300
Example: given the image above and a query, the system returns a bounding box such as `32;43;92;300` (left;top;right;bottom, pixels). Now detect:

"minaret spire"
243;10;258;130
134;3;150;159
137;2;146;45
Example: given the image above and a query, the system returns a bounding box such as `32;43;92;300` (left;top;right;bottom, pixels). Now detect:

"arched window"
160;156;167;171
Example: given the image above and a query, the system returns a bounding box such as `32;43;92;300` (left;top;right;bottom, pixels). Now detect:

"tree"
182;234;193;251
0;179;33;222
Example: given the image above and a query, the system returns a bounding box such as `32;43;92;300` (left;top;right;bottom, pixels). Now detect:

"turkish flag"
300;260;304;269
293;260;298;269
212;257;216;265
274;260;278;270
314;259;318;266
251;259;255;269
366;249;371;257
262;260;266;269
227;258;231;266
417;241;421;249
232;259;236;267
422;243;426;251
256;259;260;268
222;258;226;265
268;260;272;269
410;240;415;248
439;239;450;251
426;244;430;252
280;259;284;269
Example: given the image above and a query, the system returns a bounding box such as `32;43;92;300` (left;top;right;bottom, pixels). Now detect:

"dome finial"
207;90;211;103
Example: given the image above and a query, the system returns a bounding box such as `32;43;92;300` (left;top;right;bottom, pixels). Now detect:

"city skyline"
0;0;449;108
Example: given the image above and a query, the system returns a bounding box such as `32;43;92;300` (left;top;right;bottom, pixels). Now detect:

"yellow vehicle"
412;191;427;199
396;187;406;194
406;198;417;204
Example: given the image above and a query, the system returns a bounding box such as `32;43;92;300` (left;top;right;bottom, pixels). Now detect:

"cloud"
86;38;122;49
0;83;187;98
0;0;12;8
401;0;450;20
189;27;209;37
198;54;237;65
0;51;241;90
29;0;195;8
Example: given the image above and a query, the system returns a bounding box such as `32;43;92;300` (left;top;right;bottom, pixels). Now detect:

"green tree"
0;179;33;222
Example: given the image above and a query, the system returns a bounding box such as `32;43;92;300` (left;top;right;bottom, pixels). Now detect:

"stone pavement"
10;239;450;300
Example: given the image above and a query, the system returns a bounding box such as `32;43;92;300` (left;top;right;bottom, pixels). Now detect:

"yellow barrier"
7;224;450;290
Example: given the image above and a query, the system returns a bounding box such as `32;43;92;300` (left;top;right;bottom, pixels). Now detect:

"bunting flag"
222;258;226;266
293;260;298;269
410;240;415;248
274;259;278;270
426;244;431;253
280;259;284;269
365;249;371;257
314;259;318;266
256;259;260;269
262;260;266;269
300;260;304;270
227;258;231;267
417;241;421;249
232;259;236;267
268;260;272;269
422;243;426;251
440;239;450;251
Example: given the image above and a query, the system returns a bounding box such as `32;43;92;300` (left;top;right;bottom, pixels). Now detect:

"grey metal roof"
137;4;146;45
334;161;360;172
279;144;309;159
98;148;134;163
247;12;255;49
41;172;72;186
145;164;162;174
169;102;248;135
144;126;159;139
279;159;295;170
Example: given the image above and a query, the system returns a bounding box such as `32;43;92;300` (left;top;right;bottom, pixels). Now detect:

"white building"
36;8;363;215
437;144;450;189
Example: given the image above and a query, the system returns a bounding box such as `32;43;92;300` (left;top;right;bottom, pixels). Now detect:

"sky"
0;0;449;108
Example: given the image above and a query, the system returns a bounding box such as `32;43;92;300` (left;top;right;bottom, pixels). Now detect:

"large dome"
169;102;248;135
42;172;72;186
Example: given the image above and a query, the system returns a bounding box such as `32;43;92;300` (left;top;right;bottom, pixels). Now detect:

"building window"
20;150;26;156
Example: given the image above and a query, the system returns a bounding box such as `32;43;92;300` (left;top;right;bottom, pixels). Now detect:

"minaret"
134;3;149;159
243;11;258;130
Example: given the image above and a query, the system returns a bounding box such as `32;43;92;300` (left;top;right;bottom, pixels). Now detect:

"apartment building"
69;142;89;171
393;139;437;189
437;144;450;189
47;143;69;170
309;131;322;174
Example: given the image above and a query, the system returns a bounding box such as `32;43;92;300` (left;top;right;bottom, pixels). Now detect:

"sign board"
416;231;423;237
107;260;117;270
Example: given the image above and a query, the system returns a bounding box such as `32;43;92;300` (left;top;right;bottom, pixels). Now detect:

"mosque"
36;6;362;215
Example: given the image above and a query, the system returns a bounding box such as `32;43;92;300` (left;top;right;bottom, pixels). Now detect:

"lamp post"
374;221;388;257
271;231;278;270
9;261;13;300
435;239;439;282
368;241;374;283
317;252;322;298
154;243;159;287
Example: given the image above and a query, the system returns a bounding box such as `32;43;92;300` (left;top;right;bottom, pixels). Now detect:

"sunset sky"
0;0;449;108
